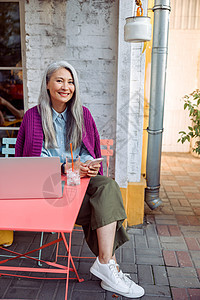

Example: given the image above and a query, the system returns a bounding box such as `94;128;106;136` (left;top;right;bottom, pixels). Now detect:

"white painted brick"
23;0;146;182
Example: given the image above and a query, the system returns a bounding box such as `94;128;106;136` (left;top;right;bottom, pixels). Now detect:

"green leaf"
188;126;193;131
179;131;186;134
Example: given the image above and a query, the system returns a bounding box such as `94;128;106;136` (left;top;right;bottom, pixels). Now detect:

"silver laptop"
0;157;63;199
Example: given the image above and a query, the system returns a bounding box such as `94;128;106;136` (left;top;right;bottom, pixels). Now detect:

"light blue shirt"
41;107;94;164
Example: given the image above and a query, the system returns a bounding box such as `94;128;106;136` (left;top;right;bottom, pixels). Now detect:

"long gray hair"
38;61;83;150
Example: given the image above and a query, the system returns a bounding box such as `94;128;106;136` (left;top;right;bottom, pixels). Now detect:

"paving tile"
105;292;123;300
189;200;200;207
145;224;157;235
155;219;178;225
146;215;155;224
134;234;148;249
168;276;200;288
173;207;194;212
190;251;200;268
120;262;137;274
127;228;144;236
188;288;200;299
167;267;198;278
171;287;188;300
37;280;59;299
121;235;135;248
4;285;39;299
174;211;195;216
0;277;13;299
73;280;103;292
184;237;200;251
172;186;182;192
78;261;92;275
179;199;191;207
153;265;169;286
163;250;178;267
121;247;135;263
187;216;200;226
72;291;105;300
136;254;164;266
141;284;171;297
155;215;176;220
159;236;185;244
180;226;200;238
161;241;187;251
138;265;154;285
176;251;193;267
168;225;182;236
170;199;181;207
135;248;162;257
193;207;200;215
145;233;161;249
156;225;170;236
176;215;190;226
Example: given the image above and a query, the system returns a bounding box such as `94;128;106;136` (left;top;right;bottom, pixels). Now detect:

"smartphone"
87;158;104;167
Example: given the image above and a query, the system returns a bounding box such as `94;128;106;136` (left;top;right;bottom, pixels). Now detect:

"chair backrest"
1;137;114;175
2;138;17;157
100;139;113;177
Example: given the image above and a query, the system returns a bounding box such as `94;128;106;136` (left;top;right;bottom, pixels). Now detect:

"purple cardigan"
15;105;103;175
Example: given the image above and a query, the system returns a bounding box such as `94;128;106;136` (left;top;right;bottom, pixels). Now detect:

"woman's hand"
80;162;89;178
80;160;100;178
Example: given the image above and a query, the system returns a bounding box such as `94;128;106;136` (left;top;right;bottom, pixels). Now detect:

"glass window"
0;1;24;145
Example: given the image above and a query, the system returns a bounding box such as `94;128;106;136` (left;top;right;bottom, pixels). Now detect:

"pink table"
0;177;90;300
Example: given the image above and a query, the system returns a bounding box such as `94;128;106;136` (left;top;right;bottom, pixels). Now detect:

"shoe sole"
101;281;145;298
90;266;129;294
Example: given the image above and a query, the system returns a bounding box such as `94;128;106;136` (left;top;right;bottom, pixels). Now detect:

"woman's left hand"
80;160;100;178
87;163;100;177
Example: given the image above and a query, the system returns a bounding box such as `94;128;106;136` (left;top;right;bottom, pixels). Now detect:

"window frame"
0;0;26;132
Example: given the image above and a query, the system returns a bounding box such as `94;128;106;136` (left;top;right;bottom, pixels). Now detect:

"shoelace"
108;260;122;282
119;271;133;288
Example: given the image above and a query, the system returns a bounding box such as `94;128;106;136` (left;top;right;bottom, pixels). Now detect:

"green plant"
178;89;200;155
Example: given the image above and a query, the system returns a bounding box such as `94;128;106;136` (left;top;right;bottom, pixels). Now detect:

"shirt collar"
52;107;67;122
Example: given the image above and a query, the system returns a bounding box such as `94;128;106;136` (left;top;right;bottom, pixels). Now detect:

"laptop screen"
0;157;63;199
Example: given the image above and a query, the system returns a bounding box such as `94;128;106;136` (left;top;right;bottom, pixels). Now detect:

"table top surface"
0;177;90;233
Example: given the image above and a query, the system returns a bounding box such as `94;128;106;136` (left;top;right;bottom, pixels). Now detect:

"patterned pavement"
0;152;200;299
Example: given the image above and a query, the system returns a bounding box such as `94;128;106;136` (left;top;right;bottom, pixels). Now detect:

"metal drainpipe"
145;0;171;209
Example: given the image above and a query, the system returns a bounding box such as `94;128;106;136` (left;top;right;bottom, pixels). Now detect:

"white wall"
162;30;200;152
115;0;147;186
25;0;67;107
24;0;146;184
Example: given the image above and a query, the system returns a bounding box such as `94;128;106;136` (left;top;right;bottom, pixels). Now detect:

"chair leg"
38;232;44;266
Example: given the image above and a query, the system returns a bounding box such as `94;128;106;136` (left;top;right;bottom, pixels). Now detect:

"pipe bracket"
147;127;164;135
153;5;171;11
146;185;160;190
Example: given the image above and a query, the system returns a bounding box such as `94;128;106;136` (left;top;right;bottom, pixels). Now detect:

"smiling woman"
47;68;75;113
14;60;145;298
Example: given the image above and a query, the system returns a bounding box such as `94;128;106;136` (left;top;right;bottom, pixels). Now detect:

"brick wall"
25;0;67;107
24;0;146;182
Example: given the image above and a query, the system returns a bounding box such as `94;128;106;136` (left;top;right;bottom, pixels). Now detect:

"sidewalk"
0;152;200;299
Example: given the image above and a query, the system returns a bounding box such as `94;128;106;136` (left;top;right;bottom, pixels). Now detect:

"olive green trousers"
76;175;129;256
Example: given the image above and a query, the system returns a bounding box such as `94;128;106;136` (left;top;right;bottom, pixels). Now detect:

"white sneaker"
90;257;129;294
101;270;145;298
